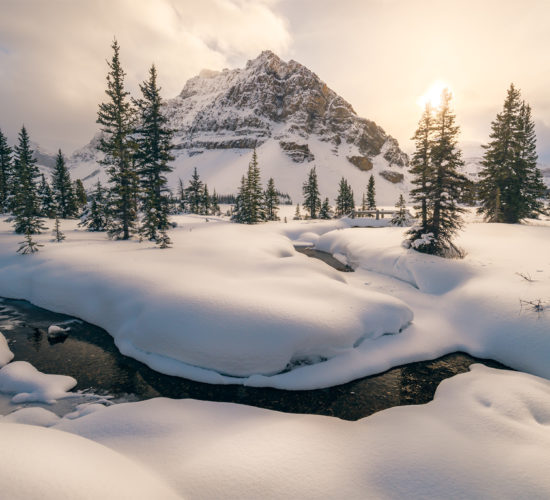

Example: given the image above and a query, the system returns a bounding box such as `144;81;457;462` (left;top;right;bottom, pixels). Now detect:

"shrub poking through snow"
17;228;43;254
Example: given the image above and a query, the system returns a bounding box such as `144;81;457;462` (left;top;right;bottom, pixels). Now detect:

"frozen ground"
0;209;549;389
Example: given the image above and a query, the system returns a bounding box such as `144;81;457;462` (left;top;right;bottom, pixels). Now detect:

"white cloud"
0;0;290;151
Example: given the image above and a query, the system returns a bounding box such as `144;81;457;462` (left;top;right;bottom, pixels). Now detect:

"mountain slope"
69;51;410;205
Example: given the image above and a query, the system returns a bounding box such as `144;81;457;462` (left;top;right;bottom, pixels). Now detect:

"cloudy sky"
1;0;549;161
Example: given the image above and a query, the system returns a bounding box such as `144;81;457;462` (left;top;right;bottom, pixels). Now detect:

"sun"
417;80;450;109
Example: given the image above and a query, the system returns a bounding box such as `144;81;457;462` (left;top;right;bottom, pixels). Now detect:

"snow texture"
54;366;550;499
0;361;77;404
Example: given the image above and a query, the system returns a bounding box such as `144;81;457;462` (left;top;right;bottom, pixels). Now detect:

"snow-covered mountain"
69;50;410;204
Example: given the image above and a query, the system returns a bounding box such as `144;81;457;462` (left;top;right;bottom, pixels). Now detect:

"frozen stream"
0;296;509;420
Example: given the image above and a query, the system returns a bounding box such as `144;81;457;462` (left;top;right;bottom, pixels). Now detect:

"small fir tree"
51;149;77;218
335;177;354;216
201;184;211;215
186;168;204;214
264;177;280;221
231;149;265;223
38;174;56;218
391;194;408;226
293;203;302;220
52;216;66;242
302;166;321;219
17;228;43;254
80;180;109;231
319;197;332;219
366;174;376;210
157;229;171;249
74;179;87;210
211;189;221;215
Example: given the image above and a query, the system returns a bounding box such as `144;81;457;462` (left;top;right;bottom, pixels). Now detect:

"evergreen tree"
157;229;171;249
133;64;174;242
361;192;367;211
201;184;211;215
366;174;376;210
52;216;65;242
0;129;12;213
264;177;280;221
11;126;46;234
409;103;434;228
176;178;187;213
51;149;77;218
38;174;56;218
477;84;545;222
17;228;43;254
391;194;408;226
319;197;332;219
408;89;467;256
293;203;302;220
186;168;203;214
335;177;354;216
97;39;137;240
80;180;109;231
231;149;265;223
74;179;87;211
211;189;221;215
302;166;321;218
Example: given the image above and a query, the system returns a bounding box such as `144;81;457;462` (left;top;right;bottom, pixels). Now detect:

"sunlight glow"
417;80;450;109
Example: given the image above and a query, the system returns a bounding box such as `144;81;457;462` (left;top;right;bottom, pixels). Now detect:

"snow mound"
2;407;60;427
0;423;179;500
0;331;13;367
47;325;70;337
0;361;77;404
55;367;550;499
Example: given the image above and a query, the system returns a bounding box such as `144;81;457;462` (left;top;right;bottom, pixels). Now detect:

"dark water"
0;297;509;421
294;246;354;272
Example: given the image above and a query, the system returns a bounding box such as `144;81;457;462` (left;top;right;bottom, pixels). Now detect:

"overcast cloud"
1;0;549;162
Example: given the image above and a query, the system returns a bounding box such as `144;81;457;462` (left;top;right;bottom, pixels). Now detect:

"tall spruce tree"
335;177;354;216
408;89;467;256
302;166;321;219
133;64;174;243
409;103;434;228
478;84;545;222
51;149;77;218
11;126;45;234
0;129;12;213
366;174;376;210
264;177;280;221
231;149;265;224
97;39;137;240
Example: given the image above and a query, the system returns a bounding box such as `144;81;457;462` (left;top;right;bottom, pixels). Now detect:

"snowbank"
0;361;77;403
0;216;412;386
0;423;179;500
0;331;13;367
55;366;550;499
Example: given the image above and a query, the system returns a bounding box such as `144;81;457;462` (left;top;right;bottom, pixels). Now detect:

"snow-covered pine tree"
157;229;171;249
335;177;354;216
133;64;174;243
52;216;65;242
408;89;467;257
245;148;265;223
0;129;12;213
264;177;280;221
186;168;204;214
38;174;56;218
477;84;545;222
17;228;43;254
302;166;321;219
80;180;109;231
51;149;77;218
409;103;434;228
391;194;408;226
366;174;376;210
11;126;46;235
97;39;137;240
319;197;332;219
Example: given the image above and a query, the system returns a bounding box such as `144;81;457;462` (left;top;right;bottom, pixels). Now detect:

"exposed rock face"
164;50;408;167
379;170;404;184
347;156;373;171
279;141;314;162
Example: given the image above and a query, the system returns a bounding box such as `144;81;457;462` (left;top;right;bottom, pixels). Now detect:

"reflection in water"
0;298;510;421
